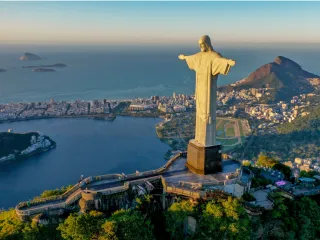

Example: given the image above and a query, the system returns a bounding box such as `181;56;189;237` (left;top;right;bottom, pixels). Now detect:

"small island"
0;131;56;163
19;52;42;61
0;68;6;72
22;63;67;68
32;68;56;72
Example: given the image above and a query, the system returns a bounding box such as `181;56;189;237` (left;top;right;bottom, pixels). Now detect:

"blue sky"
1;2;320;45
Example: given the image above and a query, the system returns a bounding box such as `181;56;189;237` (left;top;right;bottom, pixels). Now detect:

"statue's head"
198;35;214;52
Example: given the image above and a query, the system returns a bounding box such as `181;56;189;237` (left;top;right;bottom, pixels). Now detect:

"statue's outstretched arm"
178;54;196;60
179;53;198;71
227;59;236;66
178;54;186;60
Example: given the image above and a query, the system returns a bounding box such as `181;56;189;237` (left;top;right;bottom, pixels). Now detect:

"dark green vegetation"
156;112;195;151
33;185;73;200
242;192;256;202
0;209;61;240
251;176;273;189
2;190;320;240
219;56;318;103
238;105;320;160
300;170;318;178
255;155;291;179
0;132;38;158
113;102;131;115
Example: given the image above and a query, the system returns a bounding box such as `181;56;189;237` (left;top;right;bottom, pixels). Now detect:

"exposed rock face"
245;56;318;83
20;52;42;61
219;56;319;101
0;68;6;72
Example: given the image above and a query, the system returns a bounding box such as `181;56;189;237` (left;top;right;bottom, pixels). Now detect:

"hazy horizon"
1;2;320;45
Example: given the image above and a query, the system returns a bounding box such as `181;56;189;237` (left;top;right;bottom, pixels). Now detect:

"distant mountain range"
219;56;320;102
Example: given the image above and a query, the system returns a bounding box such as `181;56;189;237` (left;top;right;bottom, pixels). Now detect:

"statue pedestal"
186;139;222;175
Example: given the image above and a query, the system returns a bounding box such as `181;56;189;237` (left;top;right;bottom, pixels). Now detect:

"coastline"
0;114;116;125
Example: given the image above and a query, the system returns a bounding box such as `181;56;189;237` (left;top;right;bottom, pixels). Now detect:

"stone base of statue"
186;139;222;175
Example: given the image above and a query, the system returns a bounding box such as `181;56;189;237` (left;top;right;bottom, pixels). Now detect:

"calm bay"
0;117;170;209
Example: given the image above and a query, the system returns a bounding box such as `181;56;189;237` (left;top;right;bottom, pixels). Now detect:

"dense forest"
1;190;320;240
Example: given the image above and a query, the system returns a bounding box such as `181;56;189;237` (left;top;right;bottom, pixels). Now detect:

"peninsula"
0;131;56;163
19;52;42;61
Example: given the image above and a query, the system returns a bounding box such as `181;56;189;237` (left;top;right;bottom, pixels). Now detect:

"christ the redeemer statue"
179;35;235;174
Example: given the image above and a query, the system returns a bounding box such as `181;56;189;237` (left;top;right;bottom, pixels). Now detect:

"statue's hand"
178;54;185;60
228;59;236;66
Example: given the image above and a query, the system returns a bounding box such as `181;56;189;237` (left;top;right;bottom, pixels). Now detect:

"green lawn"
226;125;236;137
238;120;245;136
216;119;228;132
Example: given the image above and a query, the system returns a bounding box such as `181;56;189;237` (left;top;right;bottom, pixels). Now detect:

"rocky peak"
273;56;302;70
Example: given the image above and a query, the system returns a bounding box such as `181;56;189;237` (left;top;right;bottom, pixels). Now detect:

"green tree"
256;154;277;168
262;195;320;240
293;197;320;239
272;163;291;179
57;210;104;240
195;197;250;240
165;200;195;239
300;170;317;178
0;209;26;239
100;209;154;240
242;160;252;167
135;194;153;216
39;185;73;198
0;209;60;240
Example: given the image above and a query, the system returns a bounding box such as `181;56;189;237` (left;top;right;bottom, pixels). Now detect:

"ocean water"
0;44;319;103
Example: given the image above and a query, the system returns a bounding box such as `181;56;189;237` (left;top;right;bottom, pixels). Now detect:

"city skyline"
1;2;320;45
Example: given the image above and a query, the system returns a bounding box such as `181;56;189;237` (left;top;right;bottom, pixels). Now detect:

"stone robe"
185;51;231;147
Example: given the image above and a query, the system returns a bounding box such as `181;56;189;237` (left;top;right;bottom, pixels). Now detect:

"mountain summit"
220;56;319;102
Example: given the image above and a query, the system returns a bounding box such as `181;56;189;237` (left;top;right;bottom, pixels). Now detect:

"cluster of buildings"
20;134;52;155
0;99;121;121
127;92;195;114
247;94;313;125
217;88;268;105
283;157;320;177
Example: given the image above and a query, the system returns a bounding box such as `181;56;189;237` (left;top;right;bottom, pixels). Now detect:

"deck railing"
16;152;185;216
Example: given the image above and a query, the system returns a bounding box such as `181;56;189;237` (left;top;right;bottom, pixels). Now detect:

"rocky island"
19;52;42;61
32;68;56;72
0;68;6;72
0;131;56;163
22;63;67;68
